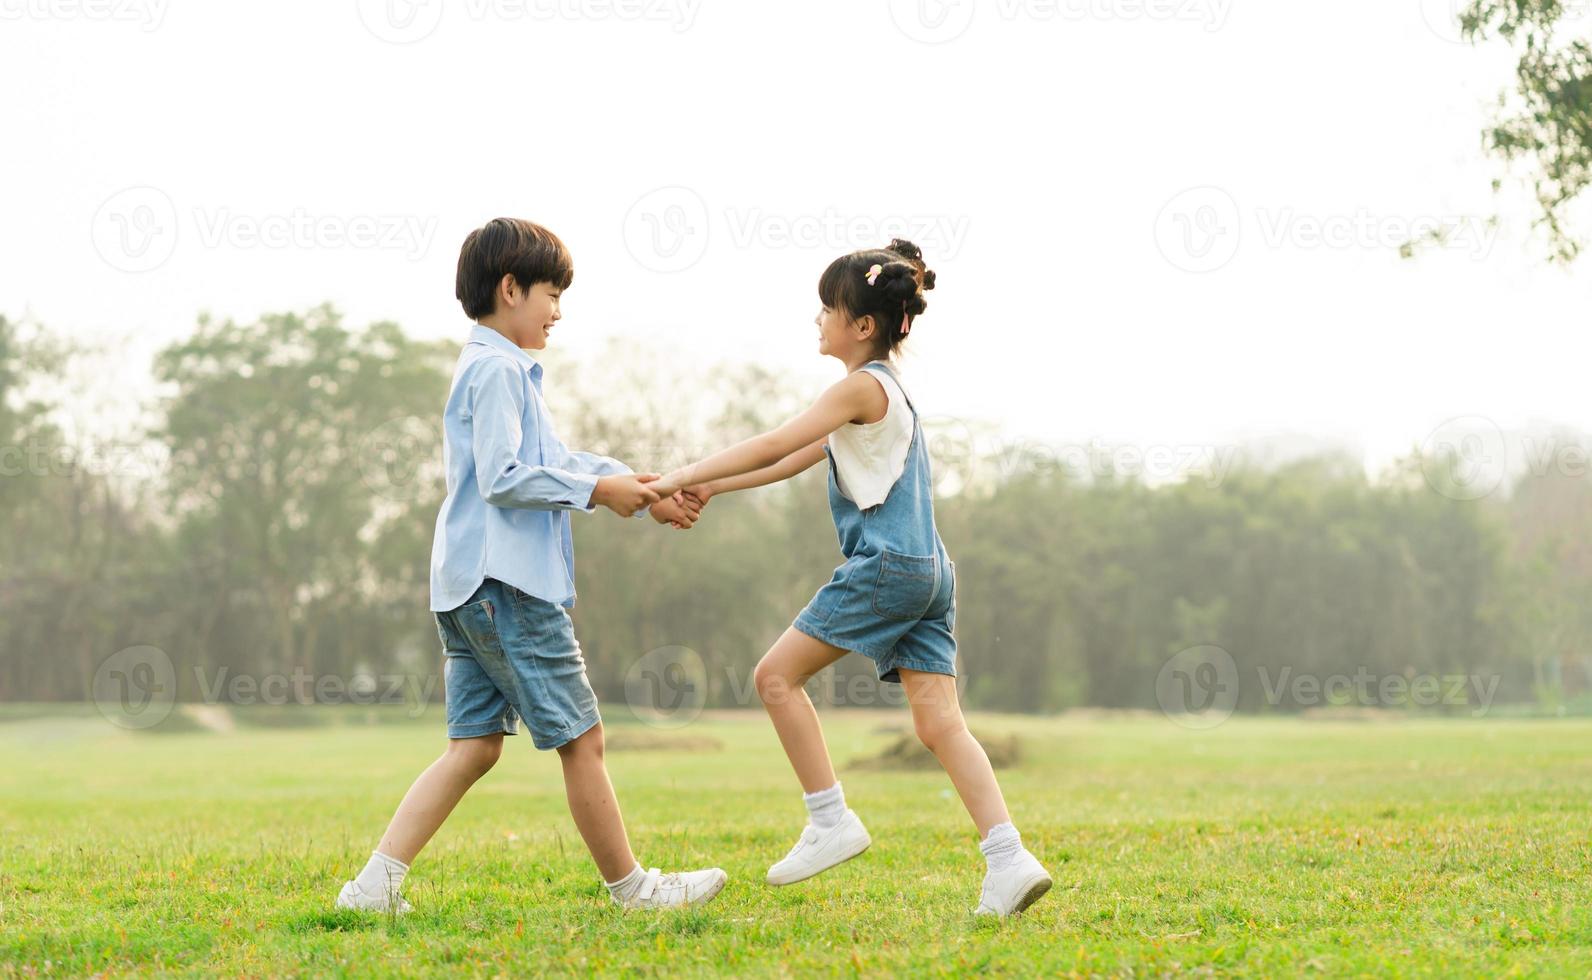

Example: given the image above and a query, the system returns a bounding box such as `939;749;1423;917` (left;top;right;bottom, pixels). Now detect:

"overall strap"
861;360;918;417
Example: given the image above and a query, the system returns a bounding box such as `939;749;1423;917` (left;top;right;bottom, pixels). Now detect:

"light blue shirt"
429;324;636;611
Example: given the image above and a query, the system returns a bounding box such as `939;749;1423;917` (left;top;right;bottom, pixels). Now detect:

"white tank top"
829;363;913;510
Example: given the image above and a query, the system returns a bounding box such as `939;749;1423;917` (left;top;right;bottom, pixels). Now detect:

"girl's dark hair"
455;217;575;320
817;239;937;357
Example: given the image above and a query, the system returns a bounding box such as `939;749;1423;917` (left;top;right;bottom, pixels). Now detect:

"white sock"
604;863;647;904
803;782;847;830
979;822;1023;871
353;850;408;898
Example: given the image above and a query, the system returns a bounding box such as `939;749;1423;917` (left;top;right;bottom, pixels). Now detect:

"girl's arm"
692;438;828;499
653;372;883;497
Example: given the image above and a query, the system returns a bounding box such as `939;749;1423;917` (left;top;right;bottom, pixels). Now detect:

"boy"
337;218;726;912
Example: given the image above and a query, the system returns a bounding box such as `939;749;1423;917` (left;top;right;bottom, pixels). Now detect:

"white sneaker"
975;849;1052;917
615;867;728;910
766;810;872;886
335;879;412;915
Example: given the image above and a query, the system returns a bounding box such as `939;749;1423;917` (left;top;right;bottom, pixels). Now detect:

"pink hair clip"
865;263;883;286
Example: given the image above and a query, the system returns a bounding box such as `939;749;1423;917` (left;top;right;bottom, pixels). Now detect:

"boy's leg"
377;734;505;864
897;668;1009;834
554;722;636;883
754;627;849;792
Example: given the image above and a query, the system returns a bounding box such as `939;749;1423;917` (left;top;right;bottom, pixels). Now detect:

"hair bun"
920;268;937;291
887;239;923;263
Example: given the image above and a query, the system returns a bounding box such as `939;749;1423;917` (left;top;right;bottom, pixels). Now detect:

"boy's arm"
469;359;656;514
550;447;663;521
652;373;879;497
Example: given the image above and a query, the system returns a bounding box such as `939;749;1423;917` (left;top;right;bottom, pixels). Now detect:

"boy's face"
497;278;563;350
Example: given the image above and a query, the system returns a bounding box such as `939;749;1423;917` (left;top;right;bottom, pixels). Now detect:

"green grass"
2;708;1589;977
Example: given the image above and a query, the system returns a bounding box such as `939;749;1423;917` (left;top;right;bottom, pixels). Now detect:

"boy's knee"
556;722;604;762
447;734;503;778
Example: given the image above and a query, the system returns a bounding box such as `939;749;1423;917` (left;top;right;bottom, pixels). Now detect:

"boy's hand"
650;492;699;530
592;473;662;517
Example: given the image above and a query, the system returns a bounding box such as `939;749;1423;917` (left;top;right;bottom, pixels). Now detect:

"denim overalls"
791;361;957;682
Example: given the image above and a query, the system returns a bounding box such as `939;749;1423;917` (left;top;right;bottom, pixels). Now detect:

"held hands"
650;491;703;530
592;473;662;517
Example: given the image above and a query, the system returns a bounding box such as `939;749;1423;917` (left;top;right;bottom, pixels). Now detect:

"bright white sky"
3;0;1589;478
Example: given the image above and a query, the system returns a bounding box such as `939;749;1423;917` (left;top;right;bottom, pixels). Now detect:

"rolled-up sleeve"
467;359;599;511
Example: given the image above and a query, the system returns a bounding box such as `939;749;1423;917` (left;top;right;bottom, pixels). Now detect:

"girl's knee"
913;711;968;754
753;656;792;703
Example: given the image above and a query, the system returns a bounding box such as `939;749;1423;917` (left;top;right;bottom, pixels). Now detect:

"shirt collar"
467;323;542;377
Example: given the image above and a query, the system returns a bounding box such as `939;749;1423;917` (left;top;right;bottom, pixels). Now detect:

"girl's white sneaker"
335;880;412;914
766;810;872;886
975;850;1052;917
615;867;729;909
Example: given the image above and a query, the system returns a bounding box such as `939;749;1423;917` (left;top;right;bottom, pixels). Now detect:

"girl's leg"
754;627;849;792
377;733;505;864
898;668;1011;834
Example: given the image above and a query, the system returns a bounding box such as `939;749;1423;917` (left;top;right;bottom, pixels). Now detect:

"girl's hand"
682;483;714;512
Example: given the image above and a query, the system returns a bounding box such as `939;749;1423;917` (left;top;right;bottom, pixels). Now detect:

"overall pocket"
871;549;939;621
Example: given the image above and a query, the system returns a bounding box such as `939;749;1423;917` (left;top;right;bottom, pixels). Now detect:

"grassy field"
1;707;1589;977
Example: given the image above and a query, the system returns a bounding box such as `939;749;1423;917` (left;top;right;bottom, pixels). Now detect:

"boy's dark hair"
455;218;575;320
817;239;937;358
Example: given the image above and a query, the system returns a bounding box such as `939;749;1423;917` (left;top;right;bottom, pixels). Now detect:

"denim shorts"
435;578;601;749
793;552;957;683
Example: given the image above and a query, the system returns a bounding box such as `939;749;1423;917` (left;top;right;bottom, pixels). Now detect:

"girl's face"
815;303;873;361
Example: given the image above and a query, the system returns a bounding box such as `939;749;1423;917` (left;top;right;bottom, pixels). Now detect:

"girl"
650;240;1052;917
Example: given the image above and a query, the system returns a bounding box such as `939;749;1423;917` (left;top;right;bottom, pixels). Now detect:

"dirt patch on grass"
849;730;1022;771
